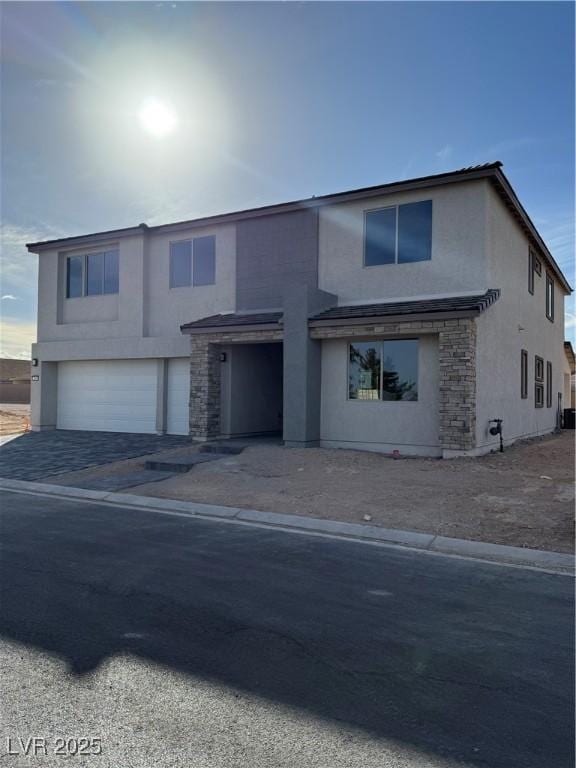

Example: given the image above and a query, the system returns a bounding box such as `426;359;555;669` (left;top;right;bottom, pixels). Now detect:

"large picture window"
349;340;418;401
66;250;119;298
365;201;432;267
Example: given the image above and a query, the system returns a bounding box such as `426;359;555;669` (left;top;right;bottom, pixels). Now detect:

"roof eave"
491;169;572;294
181;322;282;335
309;309;480;328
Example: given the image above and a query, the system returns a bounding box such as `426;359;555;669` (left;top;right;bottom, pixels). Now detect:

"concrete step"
145;453;230;473
199;443;246;456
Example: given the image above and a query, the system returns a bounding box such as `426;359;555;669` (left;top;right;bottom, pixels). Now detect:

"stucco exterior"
474;184;566;452
28;163;571;454
320;334;441;456
318;180;489;304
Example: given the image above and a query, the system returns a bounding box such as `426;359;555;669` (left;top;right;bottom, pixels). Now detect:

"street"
0;489;573;767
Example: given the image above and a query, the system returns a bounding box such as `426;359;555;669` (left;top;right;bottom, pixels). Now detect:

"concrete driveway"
1;489;573;768
0;430;194;481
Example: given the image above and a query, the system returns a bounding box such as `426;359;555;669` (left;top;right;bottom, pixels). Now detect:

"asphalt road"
0;490;573;768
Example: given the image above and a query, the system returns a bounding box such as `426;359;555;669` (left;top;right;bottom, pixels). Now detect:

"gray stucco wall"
236;208;319;311
320;334;441;456
474;185;567;451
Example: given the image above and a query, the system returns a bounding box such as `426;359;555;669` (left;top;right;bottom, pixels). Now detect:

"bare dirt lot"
50;431;575;553
0;404;30;436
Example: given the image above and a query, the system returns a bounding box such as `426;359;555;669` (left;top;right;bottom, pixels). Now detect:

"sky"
1;1;574;358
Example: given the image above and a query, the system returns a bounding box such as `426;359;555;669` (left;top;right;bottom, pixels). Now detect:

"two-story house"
27;162;571;457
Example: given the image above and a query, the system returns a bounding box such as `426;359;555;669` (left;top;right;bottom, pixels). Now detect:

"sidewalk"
1;478;573;575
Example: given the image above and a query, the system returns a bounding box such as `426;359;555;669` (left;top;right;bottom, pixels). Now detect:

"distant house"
0;359;31;404
27;162;572;456
563;342;575;409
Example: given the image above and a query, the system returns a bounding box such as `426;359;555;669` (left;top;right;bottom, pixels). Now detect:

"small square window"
535;383;544;408
535;355;544;382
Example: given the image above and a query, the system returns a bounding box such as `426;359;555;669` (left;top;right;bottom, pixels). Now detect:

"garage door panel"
167;359;190;435
57;360;158;433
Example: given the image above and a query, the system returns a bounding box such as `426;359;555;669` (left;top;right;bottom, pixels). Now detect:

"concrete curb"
1;477;573;574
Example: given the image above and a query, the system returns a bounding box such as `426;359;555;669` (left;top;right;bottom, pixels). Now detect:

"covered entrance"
220;343;283;438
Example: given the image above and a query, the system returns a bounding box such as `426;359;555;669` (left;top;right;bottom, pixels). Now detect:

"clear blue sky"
1;1;574;357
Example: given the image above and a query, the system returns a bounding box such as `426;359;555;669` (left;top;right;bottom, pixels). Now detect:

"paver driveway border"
0;430;195;481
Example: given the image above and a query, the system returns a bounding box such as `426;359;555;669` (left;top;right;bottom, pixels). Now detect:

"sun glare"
138;99;178;138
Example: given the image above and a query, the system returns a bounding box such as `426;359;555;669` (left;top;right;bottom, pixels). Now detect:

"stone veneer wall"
310;316;478;453
188;329;283;441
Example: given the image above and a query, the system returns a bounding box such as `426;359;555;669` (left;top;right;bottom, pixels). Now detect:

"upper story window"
546;273;554;321
364;200;432;267
348;339;419;401
66;250;119;298
170;235;215;288
528;249;542;295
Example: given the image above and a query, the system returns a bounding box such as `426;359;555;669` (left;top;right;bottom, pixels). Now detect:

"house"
26;162;571;457
0;359;31;404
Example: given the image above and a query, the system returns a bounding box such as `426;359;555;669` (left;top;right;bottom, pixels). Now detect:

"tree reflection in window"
349;340;418;401
349;343;381;400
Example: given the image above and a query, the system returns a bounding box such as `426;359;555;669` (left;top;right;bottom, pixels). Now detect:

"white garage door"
57;360;158;433
166;358;190;435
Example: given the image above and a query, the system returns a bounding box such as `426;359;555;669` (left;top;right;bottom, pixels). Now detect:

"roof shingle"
309;290;500;324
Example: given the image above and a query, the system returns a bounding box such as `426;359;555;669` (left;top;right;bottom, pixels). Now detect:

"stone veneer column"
189;336;221;441
438;318;477;454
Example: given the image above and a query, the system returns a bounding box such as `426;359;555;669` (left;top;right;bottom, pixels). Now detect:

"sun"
138;99;178;138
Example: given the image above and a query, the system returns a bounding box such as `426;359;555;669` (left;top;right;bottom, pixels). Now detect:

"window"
546;361;552;408
521;349;528;399
349;342;381;400
349;339;418;401
193;236;216;286
66;256;83;298
546;274;554;321
170;235;216;287
169;240;192;288
535;383;544;408
528;250;542;295
535;355;544;382
365;201;432;266
66;250;119;298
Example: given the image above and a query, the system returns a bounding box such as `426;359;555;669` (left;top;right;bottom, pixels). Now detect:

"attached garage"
57;360;159;433
56;358;191;434
166;358;190;435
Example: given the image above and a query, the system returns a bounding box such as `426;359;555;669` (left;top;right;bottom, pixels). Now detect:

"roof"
309;290;501;326
181;311;282;334
565;341;575;366
25;162;571;293
181;291;500;334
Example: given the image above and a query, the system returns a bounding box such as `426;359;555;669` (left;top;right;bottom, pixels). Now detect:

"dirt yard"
50;431;575;553
0;405;30;436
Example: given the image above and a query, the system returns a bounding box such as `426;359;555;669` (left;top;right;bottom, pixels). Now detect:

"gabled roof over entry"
309;290;500;327
181;311;282;334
